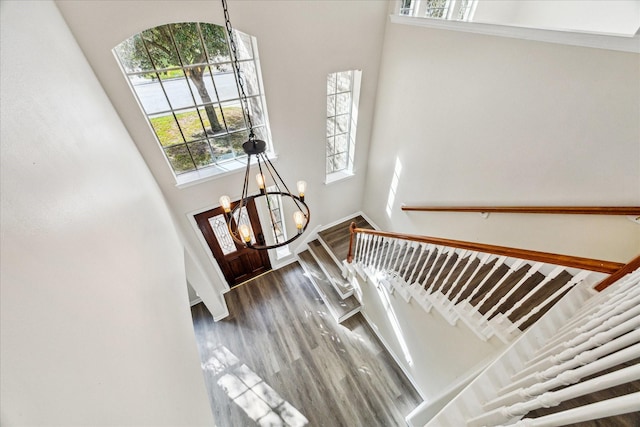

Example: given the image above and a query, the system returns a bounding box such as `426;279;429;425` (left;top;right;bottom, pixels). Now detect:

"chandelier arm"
226;154;254;246
262;153;306;215
256;155;280;245
256;155;267;194
260;153;284;194
264;193;280;246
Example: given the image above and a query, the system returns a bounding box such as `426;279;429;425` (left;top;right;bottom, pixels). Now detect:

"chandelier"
218;0;310;250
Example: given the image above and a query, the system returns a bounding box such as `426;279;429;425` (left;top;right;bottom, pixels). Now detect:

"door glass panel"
209;214;237;255
233;206;256;245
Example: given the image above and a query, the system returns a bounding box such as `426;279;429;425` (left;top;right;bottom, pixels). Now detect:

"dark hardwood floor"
191;262;422;427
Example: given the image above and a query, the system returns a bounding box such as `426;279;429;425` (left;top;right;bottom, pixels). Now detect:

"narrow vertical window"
326;70;361;183
399;0;415;16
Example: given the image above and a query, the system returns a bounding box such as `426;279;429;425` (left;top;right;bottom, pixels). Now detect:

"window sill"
390;14;640;53
324;170;355;185
175;153;278;189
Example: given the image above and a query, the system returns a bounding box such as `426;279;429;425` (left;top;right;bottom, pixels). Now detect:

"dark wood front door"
194;198;271;287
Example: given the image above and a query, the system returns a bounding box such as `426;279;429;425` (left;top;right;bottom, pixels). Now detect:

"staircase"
342;225;640;426
297;215;374;323
347;231;603;344
428;266;640;426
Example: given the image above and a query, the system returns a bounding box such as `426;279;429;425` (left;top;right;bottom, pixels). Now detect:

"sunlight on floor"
203;345;309;427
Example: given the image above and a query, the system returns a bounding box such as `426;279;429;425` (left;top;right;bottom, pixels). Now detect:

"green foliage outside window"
114;22;268;175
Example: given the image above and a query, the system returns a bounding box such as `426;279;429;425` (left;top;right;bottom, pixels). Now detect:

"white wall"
55;0;389;317
0;1;213;425
474;0;640;37
363;21;640;263
357;276;505;401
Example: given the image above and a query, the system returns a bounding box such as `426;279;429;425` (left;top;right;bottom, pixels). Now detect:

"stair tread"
299;251;360;322
318;215;374;261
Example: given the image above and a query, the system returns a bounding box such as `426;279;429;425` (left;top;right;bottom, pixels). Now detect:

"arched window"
114;23;271;180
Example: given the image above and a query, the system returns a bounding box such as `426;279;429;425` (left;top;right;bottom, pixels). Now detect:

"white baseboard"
189;297;202;307
214;305;230;322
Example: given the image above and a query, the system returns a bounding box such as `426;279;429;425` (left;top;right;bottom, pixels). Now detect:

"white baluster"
499;327;640;395
378;238;389;271
459;255;508;309
554;270;640;336
359;234;368;267
411;244;435;287
443;251;476;300
432;251;479;324
495;270;588;342
500;392;640;427
392;241;411;274
382;238;400;271
446;253;494;313
408;245;437;303
514;311;640;381
481;262;545;323
505;271;591;334
406;243;427;285
468;364;640;427
373;236;385;271
469;259;525;317
353;233;361;264
426;247;457;295
540;284;640;353
434;249;468;295
361;234;371;271
365;235;378;270
524;298;640;369
485;341;640;410
420;246;444;291
395;240;412;277
400;242;419;280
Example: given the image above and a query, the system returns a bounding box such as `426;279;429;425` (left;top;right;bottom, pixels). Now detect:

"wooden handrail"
594;255;640;291
347;225;624;274
401;206;640;216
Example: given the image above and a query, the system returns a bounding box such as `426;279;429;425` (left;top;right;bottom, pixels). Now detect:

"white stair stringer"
307;243;354;299
317;235;347;277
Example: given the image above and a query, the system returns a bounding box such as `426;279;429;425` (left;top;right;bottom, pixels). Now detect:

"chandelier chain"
222;0;255;137
218;0;310;250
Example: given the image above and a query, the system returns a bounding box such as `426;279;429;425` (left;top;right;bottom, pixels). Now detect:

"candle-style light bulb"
255;173;266;194
297;180;307;202
219;195;231;213
238;223;252;244
293;211;305;234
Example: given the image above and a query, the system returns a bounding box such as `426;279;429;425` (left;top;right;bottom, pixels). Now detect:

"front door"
194;198;271;287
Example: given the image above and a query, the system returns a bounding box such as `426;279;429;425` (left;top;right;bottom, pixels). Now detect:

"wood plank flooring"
191;262;421;427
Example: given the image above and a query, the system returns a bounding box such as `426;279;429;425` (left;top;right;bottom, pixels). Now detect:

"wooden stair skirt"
297;216;373;323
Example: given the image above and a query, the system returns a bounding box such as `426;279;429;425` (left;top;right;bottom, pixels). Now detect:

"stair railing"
347;223;623;273
346;223;631;343
400;205;640;216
